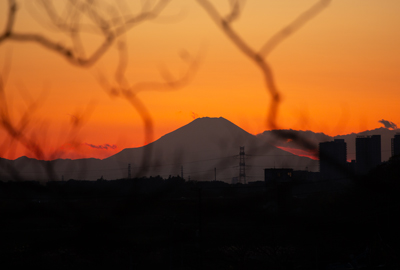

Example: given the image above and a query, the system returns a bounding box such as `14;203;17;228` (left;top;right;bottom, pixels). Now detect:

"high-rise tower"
392;133;400;157
319;139;347;180
356;135;381;175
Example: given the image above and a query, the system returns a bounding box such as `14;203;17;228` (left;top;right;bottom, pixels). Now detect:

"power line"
11;155;238;175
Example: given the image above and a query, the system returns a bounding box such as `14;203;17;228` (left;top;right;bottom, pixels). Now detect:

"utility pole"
239;146;246;184
181;166;183;179
128;163;131;179
214;167;216;181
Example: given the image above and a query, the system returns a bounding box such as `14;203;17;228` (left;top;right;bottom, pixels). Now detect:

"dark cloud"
85;143;117;150
378;119;397;130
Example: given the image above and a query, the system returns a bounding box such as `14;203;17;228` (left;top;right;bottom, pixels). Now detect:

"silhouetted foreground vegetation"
1;164;400;269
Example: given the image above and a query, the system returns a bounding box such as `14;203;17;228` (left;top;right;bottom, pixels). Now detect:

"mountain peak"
190;116;229;124
166;116;253;140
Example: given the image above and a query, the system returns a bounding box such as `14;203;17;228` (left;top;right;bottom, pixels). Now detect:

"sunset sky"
0;0;399;160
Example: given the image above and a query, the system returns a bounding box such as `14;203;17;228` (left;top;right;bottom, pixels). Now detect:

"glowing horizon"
1;0;399;161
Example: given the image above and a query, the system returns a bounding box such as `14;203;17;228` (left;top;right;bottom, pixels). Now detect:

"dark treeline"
0;176;253;201
1;160;400;269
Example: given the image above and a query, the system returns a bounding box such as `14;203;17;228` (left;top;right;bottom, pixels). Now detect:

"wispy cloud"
191;112;200;119
378;119;397;129
85;143;117;150
276;146;318;160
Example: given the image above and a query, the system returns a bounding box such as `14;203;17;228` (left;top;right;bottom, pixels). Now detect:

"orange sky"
0;0;399;160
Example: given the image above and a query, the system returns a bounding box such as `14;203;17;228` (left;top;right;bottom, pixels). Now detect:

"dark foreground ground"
1;174;400;270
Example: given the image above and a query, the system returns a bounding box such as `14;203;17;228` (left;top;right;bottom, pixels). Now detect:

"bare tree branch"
196;0;332;156
196;0;280;129
0;0;180;178
0;0;172;67
97;46;201;176
259;0;331;57
0;0;17;43
224;0;243;24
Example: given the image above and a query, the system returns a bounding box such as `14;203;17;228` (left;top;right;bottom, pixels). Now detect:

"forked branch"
195;0;331;131
196;0;331;156
0;0;172;67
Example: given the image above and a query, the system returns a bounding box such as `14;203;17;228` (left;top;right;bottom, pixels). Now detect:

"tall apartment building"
319;139;347;180
356;135;381;175
391;133;400;157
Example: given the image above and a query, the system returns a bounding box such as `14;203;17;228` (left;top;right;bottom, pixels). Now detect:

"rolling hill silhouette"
258;127;399;162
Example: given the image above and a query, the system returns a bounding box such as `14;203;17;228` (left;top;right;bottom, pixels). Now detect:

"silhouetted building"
356;135;381;175
319;139;347;180
292;170;310;183
348;160;357;175
264;168;293;213
231;177;239;185
392;133;400;157
264;168;293;185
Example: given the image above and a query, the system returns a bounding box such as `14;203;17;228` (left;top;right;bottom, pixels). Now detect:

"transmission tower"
239;146;246;184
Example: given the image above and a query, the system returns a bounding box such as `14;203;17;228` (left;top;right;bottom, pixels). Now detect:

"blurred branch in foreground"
0;0;171;67
97;40;202;176
196;0;331;157
0;0;189;179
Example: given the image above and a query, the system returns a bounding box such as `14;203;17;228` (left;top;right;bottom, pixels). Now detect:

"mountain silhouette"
0;117;318;182
105;117;318;182
111;117;256;163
